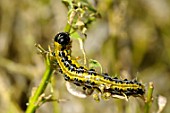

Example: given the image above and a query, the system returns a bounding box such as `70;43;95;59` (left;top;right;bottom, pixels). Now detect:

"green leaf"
62;0;73;8
89;59;103;73
70;32;81;39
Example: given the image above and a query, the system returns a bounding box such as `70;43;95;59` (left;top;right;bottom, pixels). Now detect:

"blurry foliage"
62;0;100;34
0;0;170;113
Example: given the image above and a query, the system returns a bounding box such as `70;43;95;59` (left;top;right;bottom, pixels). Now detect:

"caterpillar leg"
93;93;100;102
101;92;111;101
92;87;103;102
82;87;94;95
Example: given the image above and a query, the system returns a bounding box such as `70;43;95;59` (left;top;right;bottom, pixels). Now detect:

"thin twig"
144;82;154;113
25;53;54;113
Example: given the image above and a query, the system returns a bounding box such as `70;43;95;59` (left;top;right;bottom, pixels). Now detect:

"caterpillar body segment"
53;32;145;101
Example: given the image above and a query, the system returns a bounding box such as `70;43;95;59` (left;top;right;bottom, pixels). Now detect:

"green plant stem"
64;22;71;33
144;82;154;113
25;55;54;113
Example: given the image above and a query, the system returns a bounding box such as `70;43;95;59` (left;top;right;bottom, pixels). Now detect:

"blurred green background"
0;0;170;113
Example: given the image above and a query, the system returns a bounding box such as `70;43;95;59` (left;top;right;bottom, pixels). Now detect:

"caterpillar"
53;32;145;101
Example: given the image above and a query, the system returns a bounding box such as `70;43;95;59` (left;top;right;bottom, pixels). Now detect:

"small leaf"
70;32;80;39
89;59;103;73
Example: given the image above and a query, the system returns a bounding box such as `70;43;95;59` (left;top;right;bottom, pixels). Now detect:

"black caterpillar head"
54;32;70;45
